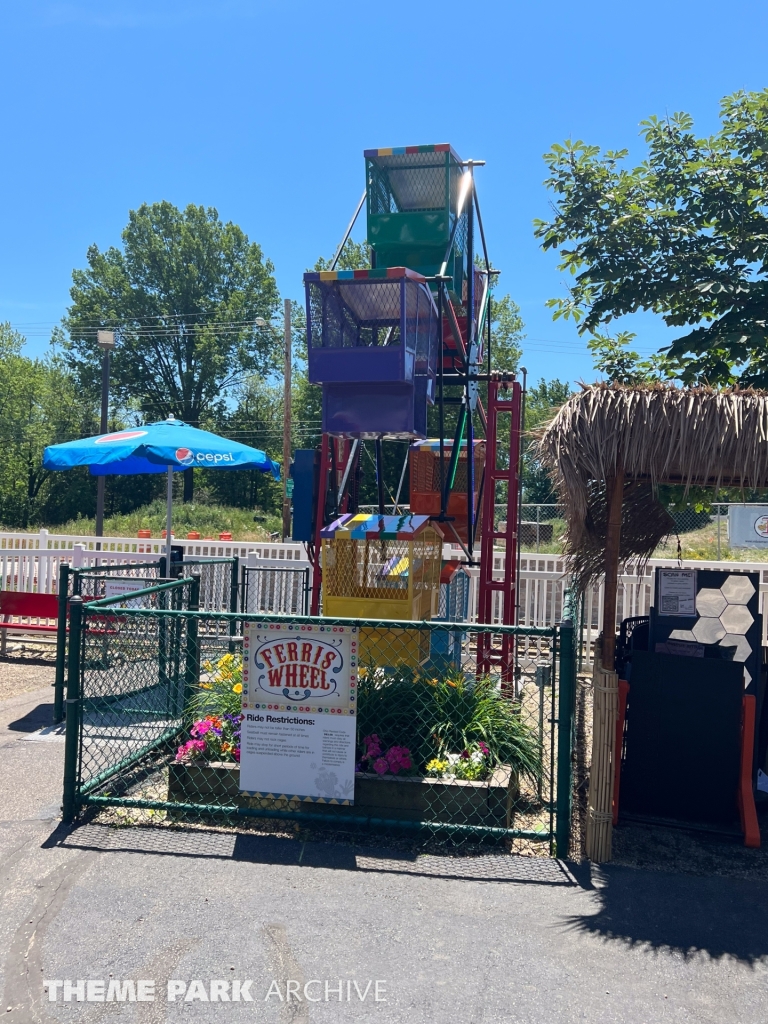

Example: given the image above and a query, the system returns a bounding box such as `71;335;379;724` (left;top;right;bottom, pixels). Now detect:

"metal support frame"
476;380;523;689
310;433;333;616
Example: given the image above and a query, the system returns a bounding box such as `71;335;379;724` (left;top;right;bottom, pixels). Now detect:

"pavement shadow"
47;821;576;886
7;702;55;732
562;863;768;964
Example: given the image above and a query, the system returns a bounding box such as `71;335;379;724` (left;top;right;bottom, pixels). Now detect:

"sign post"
240;623;358;804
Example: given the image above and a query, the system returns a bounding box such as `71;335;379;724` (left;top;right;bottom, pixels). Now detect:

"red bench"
0;591;60;655
0;592;126;658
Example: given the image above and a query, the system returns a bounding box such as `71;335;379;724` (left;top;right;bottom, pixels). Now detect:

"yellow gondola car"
321;514;443;668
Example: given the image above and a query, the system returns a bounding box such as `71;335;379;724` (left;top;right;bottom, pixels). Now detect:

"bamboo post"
585;461;624;862
601;462;624;669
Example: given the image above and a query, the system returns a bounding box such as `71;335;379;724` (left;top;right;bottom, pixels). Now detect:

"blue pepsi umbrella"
44;418;280;566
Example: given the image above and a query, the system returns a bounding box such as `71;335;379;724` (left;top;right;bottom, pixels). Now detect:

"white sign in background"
728;505;768;549
239;623;358;803
103;577;154;608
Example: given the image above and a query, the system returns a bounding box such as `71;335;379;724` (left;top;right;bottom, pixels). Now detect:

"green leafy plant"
356;668;542;786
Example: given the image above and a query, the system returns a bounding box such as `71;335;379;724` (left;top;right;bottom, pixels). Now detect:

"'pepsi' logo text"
175;447;233;466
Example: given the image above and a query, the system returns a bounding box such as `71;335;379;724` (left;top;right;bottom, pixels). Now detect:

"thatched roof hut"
539;383;768;861
539;383;768;593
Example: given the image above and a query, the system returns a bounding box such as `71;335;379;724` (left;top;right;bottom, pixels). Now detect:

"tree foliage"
535;89;768;385
586;331;675;385
0;325;96;526
488;293;523;373
63;201;280;499
522;378;572;502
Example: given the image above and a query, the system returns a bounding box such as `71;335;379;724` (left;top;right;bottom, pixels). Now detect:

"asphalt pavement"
1;684;766;1023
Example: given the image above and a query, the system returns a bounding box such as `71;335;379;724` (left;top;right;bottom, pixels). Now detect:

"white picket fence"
0;529;309;597
3;530;768;662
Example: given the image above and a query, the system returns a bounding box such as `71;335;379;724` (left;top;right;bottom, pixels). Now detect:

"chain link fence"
62;580;577;855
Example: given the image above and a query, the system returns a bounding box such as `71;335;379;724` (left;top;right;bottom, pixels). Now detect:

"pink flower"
373;758;389;775
478;741;490;755
363;734;382;759
233;747;240;763
175;739;207;762
384;745;412;775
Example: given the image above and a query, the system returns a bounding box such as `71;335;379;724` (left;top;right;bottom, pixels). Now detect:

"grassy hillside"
28;500;283;542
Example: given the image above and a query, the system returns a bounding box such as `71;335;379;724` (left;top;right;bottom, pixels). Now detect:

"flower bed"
167;762;515;826
168;656;539;830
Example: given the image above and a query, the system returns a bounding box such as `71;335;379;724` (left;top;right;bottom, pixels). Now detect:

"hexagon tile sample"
719;633;752;663
720;575;756;605
668;630;696;642
692;616;727;644
695;588;727;617
719;603;754;635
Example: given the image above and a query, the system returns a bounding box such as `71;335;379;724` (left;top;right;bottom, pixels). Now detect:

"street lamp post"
95;329;115;545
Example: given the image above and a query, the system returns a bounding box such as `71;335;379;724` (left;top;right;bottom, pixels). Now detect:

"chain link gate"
241;563;310;617
176;556;239;667
62;593;577;855
53;561;164;724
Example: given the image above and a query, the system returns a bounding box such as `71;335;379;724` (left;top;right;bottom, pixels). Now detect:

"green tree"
587;331;675;384
0;325;95;527
522;378;571;503
534;89;768;385
487;293;523;373
63;201;280;500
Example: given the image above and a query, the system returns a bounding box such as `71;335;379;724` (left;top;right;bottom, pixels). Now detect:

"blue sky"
1;1;767;388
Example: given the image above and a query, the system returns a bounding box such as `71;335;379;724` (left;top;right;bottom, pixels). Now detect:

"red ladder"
476;380;523;689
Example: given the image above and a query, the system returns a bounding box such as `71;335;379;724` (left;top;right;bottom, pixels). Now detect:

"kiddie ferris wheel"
299;144;523;684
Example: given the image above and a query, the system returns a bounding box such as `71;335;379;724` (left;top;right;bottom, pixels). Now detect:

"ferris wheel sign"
239;623;358;804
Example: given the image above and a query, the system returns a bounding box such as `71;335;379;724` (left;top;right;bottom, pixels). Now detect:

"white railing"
3;531;767;660
0;529;310;594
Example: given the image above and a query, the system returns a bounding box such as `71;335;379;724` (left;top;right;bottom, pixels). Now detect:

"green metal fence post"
183;573;201;718
158;556;168;689
53;562;70;724
62;596;83;822
555;597;577;859
228;556;239;654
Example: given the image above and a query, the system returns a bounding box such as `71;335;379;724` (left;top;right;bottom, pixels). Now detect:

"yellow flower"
426;759;447;774
218;653;235;668
199;682;212;690
202;660;213;672
232;682;243;694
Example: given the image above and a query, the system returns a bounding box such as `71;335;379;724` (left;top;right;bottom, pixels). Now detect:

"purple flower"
373;758;389;775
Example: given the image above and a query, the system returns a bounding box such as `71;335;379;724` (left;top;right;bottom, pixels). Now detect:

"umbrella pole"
166;466;173;573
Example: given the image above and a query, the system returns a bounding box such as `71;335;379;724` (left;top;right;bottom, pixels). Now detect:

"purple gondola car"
303;267;439;439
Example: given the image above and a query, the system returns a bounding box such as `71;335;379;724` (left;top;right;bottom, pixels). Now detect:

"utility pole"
94;329;115;548
282;298;292;540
